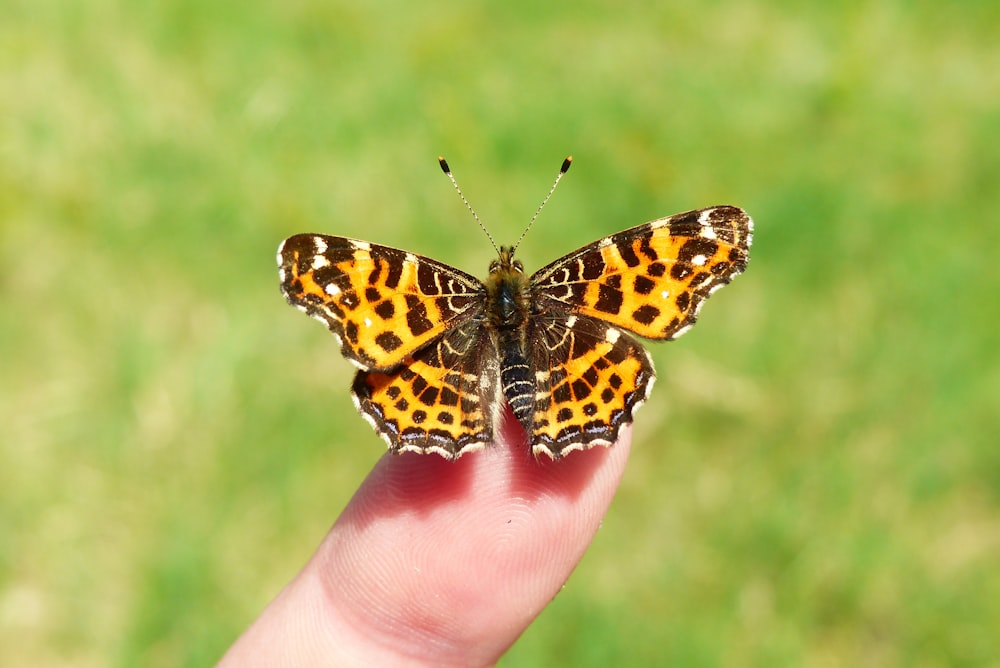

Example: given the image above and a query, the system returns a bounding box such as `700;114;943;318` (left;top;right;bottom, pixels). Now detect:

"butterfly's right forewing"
278;234;485;370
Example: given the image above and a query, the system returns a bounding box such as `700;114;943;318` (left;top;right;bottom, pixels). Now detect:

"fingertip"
289;417;634;666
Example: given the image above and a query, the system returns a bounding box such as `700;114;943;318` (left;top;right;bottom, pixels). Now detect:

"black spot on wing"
345;320;359;344
581;255;605;281
675;292;690;312
439;386;459;406
632;304;660;325
678;237;719;264
613;235;641;267
384;255;404;289
633;274;655;295
375;331;403;352
594;284;623;315
406;302;435;336
419;385;439;406
571;378;592;400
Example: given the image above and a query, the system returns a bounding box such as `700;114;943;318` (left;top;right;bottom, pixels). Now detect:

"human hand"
220;409;631;667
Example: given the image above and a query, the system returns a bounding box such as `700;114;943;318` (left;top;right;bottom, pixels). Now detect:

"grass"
2;0;999;665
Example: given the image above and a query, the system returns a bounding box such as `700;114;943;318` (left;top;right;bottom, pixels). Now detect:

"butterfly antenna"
438;157;500;255
512;156;572;253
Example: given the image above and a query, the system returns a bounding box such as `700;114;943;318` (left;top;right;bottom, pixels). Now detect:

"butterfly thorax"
485;246;531;330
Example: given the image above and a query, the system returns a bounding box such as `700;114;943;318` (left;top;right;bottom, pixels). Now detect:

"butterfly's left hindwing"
527;314;655;459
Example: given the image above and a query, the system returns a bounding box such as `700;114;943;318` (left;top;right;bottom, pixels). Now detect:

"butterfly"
278;157;752;460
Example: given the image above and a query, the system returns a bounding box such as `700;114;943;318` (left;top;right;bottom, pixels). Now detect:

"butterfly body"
279;205;752;460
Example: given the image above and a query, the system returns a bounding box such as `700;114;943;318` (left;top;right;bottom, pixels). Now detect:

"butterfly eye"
513;260;524;273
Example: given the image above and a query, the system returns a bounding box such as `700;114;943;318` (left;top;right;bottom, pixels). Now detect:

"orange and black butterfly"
278;158;752;460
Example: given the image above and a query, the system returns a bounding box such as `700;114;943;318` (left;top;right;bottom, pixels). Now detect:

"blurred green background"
3;0;999;665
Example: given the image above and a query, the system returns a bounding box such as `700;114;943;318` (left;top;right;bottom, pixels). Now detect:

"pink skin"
220;409;632;667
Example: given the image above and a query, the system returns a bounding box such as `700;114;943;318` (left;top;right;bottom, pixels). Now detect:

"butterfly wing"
531;206;752;340
278;234;486;370
351;320;494;459
528;313;655;459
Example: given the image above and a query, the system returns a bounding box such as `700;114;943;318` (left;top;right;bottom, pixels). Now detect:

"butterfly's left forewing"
531;206;752;340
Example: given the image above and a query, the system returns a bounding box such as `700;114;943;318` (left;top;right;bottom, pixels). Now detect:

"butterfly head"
489;246;524;275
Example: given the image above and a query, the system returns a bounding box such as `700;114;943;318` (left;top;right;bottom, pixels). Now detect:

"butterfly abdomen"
499;336;534;429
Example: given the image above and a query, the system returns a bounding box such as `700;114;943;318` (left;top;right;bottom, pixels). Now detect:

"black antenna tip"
560;156;573;173
438;157;451;174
